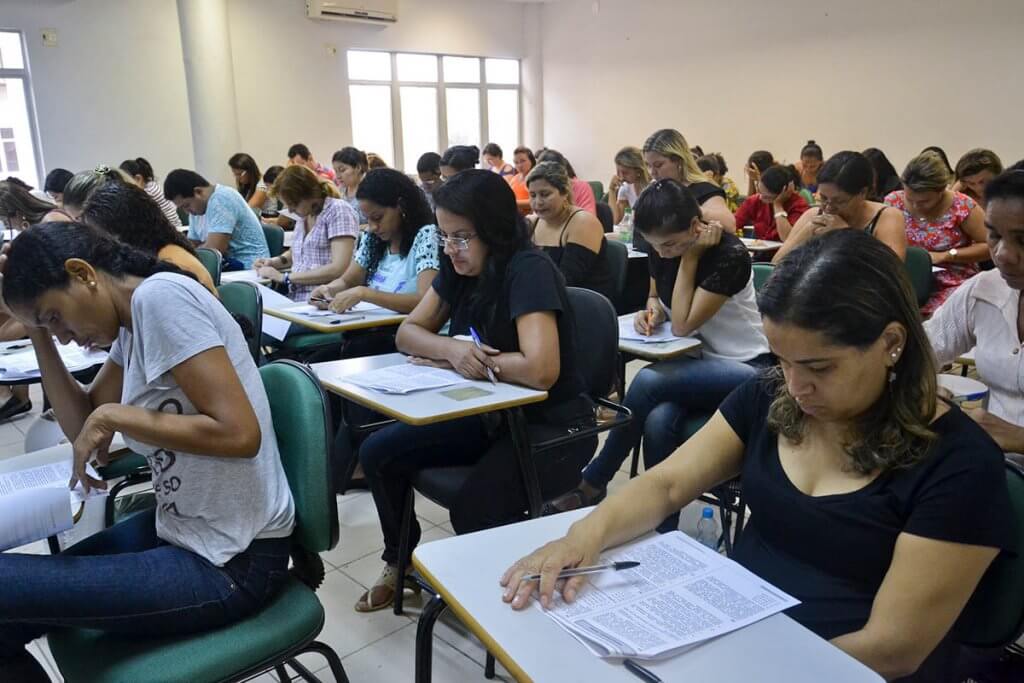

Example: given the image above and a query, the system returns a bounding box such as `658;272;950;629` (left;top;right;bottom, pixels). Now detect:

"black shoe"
0;396;31;421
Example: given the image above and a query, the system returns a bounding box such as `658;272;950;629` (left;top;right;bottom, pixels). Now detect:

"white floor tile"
322;493;385;569
0;440;27;461
438;521;454;535
0;421;25;446
309;569;412;661
340;525;451;591
413;491;451;527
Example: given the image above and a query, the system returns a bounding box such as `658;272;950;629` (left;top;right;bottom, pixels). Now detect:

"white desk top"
626;248;648;259
617;314;703;361
311;353;547;426
265;303;407;333
220;270;270;285
0;436;128;476
0;339;107;384
413;508;883;683
740;237;783;252
958;347;976;363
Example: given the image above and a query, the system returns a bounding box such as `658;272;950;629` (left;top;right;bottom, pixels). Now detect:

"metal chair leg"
275;663;291;681
303;641;351;683
395;487;416;615
506;407;542;519
485;652;496;679
415;594;448;683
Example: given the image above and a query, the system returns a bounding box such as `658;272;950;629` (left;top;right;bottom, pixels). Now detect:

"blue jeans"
583;356;765;530
0;509;289;663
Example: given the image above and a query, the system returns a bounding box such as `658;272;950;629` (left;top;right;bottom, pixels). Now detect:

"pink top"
570;177;597;215
290;197;360;301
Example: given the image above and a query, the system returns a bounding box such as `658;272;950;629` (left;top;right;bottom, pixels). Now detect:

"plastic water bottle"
619;207;633;243
694;506;719;550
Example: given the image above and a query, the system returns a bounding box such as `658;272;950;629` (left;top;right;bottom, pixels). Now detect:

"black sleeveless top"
538;209;616;305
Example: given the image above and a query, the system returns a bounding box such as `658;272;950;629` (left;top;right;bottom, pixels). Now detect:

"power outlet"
41;29;58;47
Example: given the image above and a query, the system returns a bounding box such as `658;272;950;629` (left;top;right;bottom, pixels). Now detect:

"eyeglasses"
436;232;477;251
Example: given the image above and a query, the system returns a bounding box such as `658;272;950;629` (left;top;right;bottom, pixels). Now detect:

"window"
0;31;40;187
346;50;520;173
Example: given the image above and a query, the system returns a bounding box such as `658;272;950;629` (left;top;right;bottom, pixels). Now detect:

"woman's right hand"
500;532;601;610
446;339;500;380
252;257;273;270
308;285;333;309
809;212;839;236
634;301;666;335
608;175;622;197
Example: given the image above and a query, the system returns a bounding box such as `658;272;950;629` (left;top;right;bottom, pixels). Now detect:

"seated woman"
119;157;183;228
863;147;903;201
926;169;1024;461
527;161;615;304
309;168;439;314
774;151;906;263
536;148;597;215
439;145;480;180
332;146;369;223
795;140;824;193
254;165;359;302
643;129;736;231
697;153;740;213
0;223;295;683
81;181;217;294
228;152;277;216
43;168;73;207
504;229;1013;683
609;146;651;224
734;164;810;241
482;143;515;177
508;146;536;215
953;148;1003;207
745;149;775;197
885;151;989;315
416;152;444;212
354;170;597;612
62;166;133;221
547;179;770;522
261;165;291;229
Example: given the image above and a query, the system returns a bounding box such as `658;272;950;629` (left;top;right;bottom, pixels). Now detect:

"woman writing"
332;146;369;223
795;140;824;193
508;146;536;215
953;149;1003;207
505;230;1012;683
0;224;295;682
119;158;183;228
228;152;277;216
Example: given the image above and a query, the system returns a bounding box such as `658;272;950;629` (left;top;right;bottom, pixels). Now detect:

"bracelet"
283;273;291;291
774;211;788;219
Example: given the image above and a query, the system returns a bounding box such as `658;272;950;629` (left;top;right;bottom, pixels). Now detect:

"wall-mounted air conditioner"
306;0;398;24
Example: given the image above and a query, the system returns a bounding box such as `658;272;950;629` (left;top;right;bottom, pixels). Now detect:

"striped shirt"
145;179;183;228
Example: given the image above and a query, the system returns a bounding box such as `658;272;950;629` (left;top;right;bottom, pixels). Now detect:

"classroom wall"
539;0;1024;186
1;0;195;182
227;0;529;174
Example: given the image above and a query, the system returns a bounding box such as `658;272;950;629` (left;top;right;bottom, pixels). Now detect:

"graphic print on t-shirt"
151;397;184;517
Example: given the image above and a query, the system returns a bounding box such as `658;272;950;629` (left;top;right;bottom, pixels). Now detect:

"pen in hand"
468;326;497;384
518;560;639;583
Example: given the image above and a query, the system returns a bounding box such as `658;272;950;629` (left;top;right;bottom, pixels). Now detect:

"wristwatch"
774;211;788;219
283;273;291;291
948;248;959;260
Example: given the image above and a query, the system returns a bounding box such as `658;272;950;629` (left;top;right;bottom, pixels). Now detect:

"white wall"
227;0;529;173
1;0;195;182
540;0;1024;184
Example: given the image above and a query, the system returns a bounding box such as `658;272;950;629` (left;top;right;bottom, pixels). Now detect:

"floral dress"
884;190;978;315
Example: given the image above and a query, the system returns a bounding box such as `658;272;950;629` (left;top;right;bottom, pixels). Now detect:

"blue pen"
468;326;497;384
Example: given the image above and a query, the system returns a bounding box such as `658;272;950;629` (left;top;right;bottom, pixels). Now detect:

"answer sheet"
345;363;468;394
540;532;799;660
618;319;694;344
0;460;105;551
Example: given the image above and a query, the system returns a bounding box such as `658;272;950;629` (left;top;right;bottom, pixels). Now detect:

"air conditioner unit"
306;0;398;23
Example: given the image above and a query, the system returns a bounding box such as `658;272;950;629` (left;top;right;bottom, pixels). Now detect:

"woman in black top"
527;161;615;304
355;170;596;612
502;230;1013;683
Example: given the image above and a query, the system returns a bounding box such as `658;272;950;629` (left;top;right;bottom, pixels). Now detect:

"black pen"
519;560;639;583
624;658;662;683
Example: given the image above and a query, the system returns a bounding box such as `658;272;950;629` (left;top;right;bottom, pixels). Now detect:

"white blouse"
925;269;1024;428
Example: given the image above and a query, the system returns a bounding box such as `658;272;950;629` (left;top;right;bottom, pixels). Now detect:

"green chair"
262;223;285;258
954;461;1024;651
588;180;604;203
49;361;348;683
196;247;222;287
752;263;774;292
219;281;263;366
905;246;933;307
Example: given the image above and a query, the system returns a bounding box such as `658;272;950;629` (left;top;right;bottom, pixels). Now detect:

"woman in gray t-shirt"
0;222;294;680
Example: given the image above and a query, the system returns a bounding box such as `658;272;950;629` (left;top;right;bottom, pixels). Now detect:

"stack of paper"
282;301;388;318
346;363;468;394
618;319;692;344
0;341;107;380
540;532;799;660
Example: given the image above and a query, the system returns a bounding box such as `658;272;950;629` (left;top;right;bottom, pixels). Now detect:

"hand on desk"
70;404;114;494
256;265;285;283
634;303;666;335
408;356;454;370
501;534;600;610
446;339;500;381
326;286;366;313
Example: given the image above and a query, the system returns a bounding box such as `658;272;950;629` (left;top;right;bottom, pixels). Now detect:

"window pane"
399;87;438;173
0;128;12;139
445;88;481;149
0;78;38;186
487;90;519;164
347;50;391;81
442;56;480;83
348;84;394;167
396;53;437;82
485;59;519;85
0;32;25;70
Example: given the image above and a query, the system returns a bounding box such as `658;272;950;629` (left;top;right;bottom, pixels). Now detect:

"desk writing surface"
413;509;883;683
220;270;270;285
311;353;547;425
617;314;703;361
264;303;406;333
740;237;783;252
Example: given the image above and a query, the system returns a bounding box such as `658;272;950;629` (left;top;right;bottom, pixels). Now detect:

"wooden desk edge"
266;308;406;333
318;377;548;426
412;557;533;683
618;342;702;361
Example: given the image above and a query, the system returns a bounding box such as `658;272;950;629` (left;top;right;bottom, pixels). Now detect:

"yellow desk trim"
265;308;406;333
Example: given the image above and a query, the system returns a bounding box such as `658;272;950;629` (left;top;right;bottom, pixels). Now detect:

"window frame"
0;29;43;187
346;49;520;173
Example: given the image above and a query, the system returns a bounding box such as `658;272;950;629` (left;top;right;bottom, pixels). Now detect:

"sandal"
354;564;421;613
0;397;31;421
541;485;607;516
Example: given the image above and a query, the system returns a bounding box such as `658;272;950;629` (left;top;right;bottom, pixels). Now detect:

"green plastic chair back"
259;360;338;554
262;223;285;258
588;180;604;203
218;281;263;365
955;462;1024;648
195;247;222;287
904;246;933;307
752;263;774;292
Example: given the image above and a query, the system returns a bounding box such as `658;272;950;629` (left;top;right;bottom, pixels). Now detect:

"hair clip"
93;164;111;175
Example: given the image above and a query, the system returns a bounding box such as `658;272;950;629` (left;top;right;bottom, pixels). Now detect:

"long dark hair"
81;182;197;257
633;179;703;237
355;168;436;278
432;170;530;334
0;180;55;224
228;153;261;200
862;148;901;200
118;157;156;183
817;151;874;196
758;230;937;474
3;222;194;310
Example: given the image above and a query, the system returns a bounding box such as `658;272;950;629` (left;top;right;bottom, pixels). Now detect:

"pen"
326;315;364;325
624;658;662;683
519;560;639;583
468;325;497;384
309;295;331;304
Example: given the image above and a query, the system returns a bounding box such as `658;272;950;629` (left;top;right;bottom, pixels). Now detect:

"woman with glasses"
773;151;906;264
353;170;597;612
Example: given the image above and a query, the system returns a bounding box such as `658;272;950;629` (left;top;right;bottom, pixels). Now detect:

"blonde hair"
642;129;711;186
271;165;340;207
614;146;651;187
901;151;952;193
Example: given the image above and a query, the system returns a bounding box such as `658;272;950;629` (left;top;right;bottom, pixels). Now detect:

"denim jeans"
0;509;289;663
583;355;768;530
